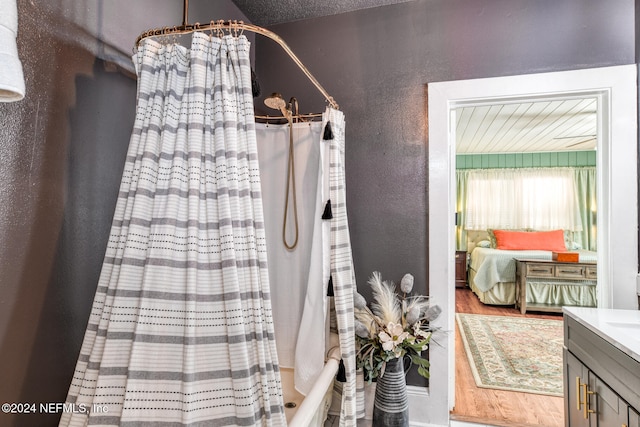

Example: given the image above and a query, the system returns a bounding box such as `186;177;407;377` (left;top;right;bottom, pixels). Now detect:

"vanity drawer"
556;264;585;279
585;265;597;279
525;263;555;277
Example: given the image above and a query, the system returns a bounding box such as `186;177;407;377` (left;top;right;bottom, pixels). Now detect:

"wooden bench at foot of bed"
515;258;597;314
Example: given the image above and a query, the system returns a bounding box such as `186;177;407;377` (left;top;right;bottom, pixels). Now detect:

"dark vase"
372;357;409;427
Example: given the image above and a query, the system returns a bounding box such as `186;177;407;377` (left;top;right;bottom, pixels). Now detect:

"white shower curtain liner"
256;122;324;372
255;110;358;426
60;33;286;426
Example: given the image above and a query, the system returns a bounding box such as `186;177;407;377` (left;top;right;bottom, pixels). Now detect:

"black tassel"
321;199;333;220
323;120;334;140
327;275;334;297
251;68;261;98
336;359;346;382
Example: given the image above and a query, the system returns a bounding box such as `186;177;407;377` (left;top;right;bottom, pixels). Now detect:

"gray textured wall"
0;1;248;426
0;3;136;426
253;0;635;385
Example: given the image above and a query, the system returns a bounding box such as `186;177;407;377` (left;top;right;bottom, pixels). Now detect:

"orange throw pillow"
493;229;567;251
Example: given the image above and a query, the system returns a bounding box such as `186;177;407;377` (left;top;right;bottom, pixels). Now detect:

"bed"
466;230;598;307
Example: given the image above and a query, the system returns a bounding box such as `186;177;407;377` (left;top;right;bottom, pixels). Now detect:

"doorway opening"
426;65;637;427
450;93;599;426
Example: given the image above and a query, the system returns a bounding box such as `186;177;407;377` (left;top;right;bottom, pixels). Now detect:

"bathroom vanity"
563;307;640;427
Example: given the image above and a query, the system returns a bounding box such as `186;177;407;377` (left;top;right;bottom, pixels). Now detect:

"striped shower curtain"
325;109;358;426
60;33;286;426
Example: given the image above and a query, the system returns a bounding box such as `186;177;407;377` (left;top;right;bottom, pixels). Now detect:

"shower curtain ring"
172;26;179;44
161;27;169;45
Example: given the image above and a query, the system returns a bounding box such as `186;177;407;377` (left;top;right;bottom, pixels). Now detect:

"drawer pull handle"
576;377;581;411
581;383;595;419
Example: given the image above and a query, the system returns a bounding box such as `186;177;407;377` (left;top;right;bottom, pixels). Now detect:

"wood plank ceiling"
456;97;597;154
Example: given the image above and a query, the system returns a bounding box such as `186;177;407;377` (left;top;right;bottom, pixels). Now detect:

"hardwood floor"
451;288;565;427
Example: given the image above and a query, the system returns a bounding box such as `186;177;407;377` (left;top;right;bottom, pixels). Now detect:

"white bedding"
469;247;598;293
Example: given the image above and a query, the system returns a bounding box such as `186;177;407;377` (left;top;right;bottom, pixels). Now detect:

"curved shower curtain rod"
134;0;339;110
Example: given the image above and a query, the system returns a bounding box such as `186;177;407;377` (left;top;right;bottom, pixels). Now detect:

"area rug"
456;313;563;396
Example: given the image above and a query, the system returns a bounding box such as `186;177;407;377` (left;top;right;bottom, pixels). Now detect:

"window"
463;168;583;231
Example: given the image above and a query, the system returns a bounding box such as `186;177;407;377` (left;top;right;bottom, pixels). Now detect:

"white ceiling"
456;97;597;154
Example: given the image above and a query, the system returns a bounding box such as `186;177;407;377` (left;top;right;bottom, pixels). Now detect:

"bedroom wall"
253;0;636;385
456;151;597;169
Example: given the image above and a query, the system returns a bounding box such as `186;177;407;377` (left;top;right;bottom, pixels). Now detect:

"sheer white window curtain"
464;168;583;231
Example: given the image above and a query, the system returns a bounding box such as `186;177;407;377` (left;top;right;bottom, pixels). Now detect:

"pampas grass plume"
368;271;401;324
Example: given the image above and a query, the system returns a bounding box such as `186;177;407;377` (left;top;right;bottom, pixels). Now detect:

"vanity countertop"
563;306;640;363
